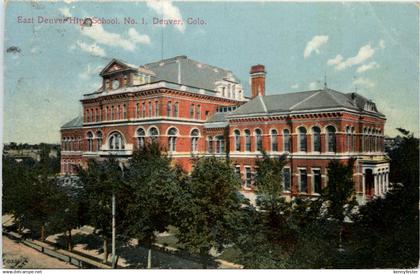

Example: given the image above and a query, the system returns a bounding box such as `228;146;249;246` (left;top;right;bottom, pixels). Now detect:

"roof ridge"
259;95;268;112
289;91;321;110
325;89;348;106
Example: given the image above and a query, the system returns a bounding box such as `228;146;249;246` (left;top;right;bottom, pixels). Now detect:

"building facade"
60;55;390;202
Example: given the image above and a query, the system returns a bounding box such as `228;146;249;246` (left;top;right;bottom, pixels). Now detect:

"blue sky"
4;1;419;143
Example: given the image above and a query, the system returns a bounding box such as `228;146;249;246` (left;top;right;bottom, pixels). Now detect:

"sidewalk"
2;236;77;269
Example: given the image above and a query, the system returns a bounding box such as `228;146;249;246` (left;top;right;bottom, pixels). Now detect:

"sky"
3;1;419;144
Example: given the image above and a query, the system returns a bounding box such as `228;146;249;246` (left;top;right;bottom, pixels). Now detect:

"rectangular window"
174;102;179;117
123;104;127;119
245;167;252;188
283;168;291;192
205;111;209;119
142;102;146;117
299;169;307;193
235;166;241;180
136;103;139;118
111;106;114;120
190;104;195;119
207;138;213;153
155;101;159;116
148;101;152;117
167;101;172;117
196;105;201;120
95;108;99;122
313;169;322;194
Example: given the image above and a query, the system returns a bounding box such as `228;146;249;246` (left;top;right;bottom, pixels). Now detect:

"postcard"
2;0;419;271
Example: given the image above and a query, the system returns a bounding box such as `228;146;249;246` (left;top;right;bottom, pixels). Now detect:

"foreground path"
2;236;77;269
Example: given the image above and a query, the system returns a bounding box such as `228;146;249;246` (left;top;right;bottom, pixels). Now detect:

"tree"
48;177;84;251
77;158;124;263
175;156;243;268
322;158;356;223
345;129;419;268
235;153;292;268
2;154;62;241
123;142;181;268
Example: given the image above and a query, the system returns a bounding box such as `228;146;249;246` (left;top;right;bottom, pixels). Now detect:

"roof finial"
324;73;328;89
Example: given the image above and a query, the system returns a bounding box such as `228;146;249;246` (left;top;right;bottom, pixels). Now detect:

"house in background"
60;55;389;203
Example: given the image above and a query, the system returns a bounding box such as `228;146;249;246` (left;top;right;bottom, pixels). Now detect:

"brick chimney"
250;64;266;98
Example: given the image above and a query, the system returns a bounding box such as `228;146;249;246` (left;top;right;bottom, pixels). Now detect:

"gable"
99;59;136;76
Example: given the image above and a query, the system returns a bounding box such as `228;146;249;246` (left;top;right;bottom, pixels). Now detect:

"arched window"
298;127;307;152
346;126;351;152
148;101;152;118
167;101;172;117
109;132;125;150
111;106;115;120
271;129;278;152
255;129;262;152
137;128;146;149
96;131;103;151
87;132;94;152
326;126;336;152
69;137;74;151
168;127;177;152
244;129;251;151
191;129;199;153
207;136;213;153
351;127;356;152
216;136;225;154
312;127;321;152
149;127;159;143
234;130;241;152
174;102;179;117
283;129;290;152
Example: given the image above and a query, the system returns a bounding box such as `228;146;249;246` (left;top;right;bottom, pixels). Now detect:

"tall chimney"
250;64;266;98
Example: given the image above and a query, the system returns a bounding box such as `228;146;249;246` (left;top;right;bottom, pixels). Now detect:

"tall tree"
235;153;295;268
322;158;356;223
77;158;124;263
175;156;243;268
345;129;419;268
123;142;181;268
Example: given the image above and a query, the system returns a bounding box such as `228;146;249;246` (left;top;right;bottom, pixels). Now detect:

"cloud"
328;44;375;71
327;54;343;66
80;24;135;51
356;62;380;73
309;81;319;90
76;40;106;57
80;24;150;52
353;77;375;88
304;35;329;58
145;0;185;32
59;7;71;17
128;28;151;45
379;39;386;49
291;83;299;89
79;64;103;80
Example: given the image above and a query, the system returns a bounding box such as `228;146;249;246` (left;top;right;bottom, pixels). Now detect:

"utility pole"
111;192;116;268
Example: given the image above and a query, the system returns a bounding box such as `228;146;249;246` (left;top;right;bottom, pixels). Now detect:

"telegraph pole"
111;192;116;268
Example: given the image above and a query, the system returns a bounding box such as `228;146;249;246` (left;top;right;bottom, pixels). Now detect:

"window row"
232;126;337;153
85;104;127;123
62;137;82;151
237;166;324;195
136;100;160;118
